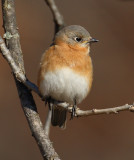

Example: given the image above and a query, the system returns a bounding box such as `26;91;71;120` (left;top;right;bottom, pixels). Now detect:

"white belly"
40;68;90;104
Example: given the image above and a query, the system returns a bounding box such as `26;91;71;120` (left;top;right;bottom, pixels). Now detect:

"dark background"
0;0;134;159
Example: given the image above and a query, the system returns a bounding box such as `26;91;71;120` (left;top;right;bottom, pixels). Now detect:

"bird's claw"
70;105;77;120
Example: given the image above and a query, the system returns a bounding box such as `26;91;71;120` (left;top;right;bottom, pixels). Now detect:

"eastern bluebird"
38;25;98;128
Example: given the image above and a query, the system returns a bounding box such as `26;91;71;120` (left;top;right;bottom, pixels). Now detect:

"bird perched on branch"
38;25;98;128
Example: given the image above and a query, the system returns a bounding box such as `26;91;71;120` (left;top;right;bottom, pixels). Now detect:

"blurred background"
0;0;134;159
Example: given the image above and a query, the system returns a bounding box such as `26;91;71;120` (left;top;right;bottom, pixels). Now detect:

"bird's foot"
70;104;77;120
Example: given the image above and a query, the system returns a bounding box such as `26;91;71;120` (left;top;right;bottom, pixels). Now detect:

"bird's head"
54;25;98;50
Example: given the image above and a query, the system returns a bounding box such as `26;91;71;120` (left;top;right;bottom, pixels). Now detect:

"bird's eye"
74;37;82;42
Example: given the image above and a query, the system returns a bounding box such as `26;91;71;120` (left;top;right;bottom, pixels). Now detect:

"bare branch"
1;0;25;73
0;36;41;96
68;104;134;117
45;0;65;33
16;80;61;160
0;36;26;81
1;0;60;159
44;109;52;136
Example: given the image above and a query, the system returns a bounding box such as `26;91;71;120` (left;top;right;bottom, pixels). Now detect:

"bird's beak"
89;38;99;43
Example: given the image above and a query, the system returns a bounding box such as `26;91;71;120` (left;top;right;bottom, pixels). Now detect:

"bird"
37;25;98;128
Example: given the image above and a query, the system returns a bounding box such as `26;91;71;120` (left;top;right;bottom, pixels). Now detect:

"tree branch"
1;0;25;73
44;0;65;33
15;80;60;160
0;36;26;82
1;0;60;159
44;109;52;136
0;35;41;96
68;104;134;117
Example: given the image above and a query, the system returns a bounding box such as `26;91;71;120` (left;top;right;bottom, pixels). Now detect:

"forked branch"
1;0;60;159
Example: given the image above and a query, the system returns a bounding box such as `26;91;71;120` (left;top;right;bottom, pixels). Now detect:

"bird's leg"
45;96;53;110
70;99;77;119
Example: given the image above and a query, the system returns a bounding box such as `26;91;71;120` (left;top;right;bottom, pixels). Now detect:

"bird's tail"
51;105;67;129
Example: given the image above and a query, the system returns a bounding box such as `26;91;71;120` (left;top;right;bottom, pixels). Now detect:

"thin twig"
68;104;134;117
44;109;52;136
45;0;65;33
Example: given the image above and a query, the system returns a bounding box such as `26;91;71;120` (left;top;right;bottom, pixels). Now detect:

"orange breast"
38;43;93;91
